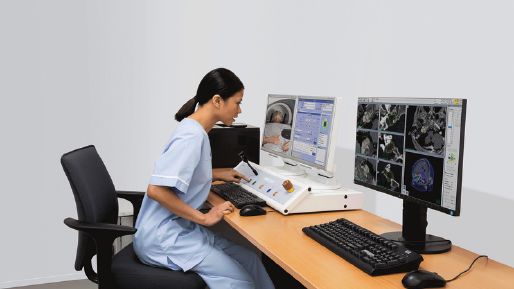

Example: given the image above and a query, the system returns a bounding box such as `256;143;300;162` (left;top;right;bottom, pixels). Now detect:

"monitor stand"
264;161;305;176
381;201;452;254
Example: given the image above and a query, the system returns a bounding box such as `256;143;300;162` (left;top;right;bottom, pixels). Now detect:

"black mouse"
402;269;447;289
239;204;266;216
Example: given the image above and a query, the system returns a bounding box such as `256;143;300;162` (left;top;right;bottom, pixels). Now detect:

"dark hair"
175;68;244;122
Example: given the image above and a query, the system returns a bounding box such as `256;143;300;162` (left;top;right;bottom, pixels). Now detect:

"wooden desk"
208;193;514;289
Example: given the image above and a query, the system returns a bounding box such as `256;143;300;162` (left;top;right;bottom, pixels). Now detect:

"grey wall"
1;0;513;287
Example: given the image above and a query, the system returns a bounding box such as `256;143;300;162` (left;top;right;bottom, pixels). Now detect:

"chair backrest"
61;145;119;271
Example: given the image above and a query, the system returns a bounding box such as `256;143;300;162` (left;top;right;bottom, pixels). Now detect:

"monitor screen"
262;94;296;156
291;97;336;169
354;97;466;216
262;94;338;172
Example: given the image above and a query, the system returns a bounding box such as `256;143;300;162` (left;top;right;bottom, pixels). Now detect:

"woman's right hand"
202;201;235;226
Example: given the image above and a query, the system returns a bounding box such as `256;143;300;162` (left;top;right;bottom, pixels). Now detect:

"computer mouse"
239;204;266;216
402;269;447;289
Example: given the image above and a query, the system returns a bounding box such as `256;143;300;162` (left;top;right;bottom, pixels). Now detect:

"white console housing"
234;161;363;215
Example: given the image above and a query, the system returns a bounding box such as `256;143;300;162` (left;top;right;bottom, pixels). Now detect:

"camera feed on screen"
262;95;295;156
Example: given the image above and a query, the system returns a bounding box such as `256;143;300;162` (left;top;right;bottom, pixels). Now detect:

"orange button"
282;180;294;193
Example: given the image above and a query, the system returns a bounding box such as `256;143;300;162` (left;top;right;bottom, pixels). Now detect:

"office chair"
61;145;206;289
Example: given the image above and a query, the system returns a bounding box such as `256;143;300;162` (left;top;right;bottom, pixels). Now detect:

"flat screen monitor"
262;94;339;176
354;97;467;253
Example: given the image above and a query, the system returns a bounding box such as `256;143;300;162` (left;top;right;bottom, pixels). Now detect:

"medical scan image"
354;156;377;185
262;97;295;155
404;152;444;204
377;161;402;192
411;158;434;192
379;104;406;133
356;130;378;157
357;104;379;130
378;133;404;164
406;105;447;156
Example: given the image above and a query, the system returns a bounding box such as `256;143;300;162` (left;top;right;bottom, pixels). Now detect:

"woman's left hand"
213;168;249;183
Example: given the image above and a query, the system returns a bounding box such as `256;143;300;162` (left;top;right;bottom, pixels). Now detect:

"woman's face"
219;89;244;125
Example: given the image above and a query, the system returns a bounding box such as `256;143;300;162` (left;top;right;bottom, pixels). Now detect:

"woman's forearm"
212;168;222;181
146;185;207;225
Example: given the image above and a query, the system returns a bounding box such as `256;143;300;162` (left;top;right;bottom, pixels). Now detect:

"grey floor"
13;280;96;289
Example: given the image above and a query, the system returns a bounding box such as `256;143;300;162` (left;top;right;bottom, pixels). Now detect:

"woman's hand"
202;201;235;226
212;168;250;183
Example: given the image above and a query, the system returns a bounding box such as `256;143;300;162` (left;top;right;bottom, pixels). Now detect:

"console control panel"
234;161;309;206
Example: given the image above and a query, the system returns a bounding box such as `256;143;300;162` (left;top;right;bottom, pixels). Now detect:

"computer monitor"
262;94;340;188
354;97;467;253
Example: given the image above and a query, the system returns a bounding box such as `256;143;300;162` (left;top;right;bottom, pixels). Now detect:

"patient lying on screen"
262;111;291;153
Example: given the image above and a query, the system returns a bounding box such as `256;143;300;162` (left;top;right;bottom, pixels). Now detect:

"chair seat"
112;244;206;289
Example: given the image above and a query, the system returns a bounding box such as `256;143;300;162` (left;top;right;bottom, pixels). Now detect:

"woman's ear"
212;94;222;109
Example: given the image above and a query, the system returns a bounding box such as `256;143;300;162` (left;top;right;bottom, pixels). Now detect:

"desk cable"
392;238;488;282
445;255;488;283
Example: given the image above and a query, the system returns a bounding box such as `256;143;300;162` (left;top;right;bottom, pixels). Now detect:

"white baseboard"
0;273;86;289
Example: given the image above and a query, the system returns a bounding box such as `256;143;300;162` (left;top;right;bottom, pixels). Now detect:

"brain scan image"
378;133;404;164
404;152;444;205
356;130;378;157
377;161;402;192
357;104;379;130
379;104;406;133
354;156;377;185
410;158;434;192
406;106;446;155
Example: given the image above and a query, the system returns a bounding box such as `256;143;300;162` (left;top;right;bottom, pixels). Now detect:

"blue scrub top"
134;118;214;271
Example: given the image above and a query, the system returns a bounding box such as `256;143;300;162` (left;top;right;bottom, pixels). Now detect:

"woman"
134;68;275;289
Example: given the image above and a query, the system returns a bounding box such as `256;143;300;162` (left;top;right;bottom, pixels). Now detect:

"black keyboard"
303;218;423;276
210;183;267;209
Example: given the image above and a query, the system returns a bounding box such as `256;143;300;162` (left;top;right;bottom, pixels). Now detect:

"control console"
234;161;310;214
234;161;363;214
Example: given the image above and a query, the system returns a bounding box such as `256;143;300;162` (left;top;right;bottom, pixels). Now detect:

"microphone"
238;151;258;176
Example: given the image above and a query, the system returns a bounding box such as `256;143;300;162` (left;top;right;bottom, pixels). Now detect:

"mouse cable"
446;255;488;282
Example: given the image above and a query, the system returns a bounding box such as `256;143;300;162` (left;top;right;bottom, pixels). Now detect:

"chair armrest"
116;190;145;223
64;218;137;289
64;217;136;239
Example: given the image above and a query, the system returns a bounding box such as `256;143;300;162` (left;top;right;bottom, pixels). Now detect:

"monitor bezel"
261;94;339;174
354;97;466;216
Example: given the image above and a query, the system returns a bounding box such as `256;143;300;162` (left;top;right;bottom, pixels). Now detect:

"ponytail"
174;68;244;122
174;97;198;122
